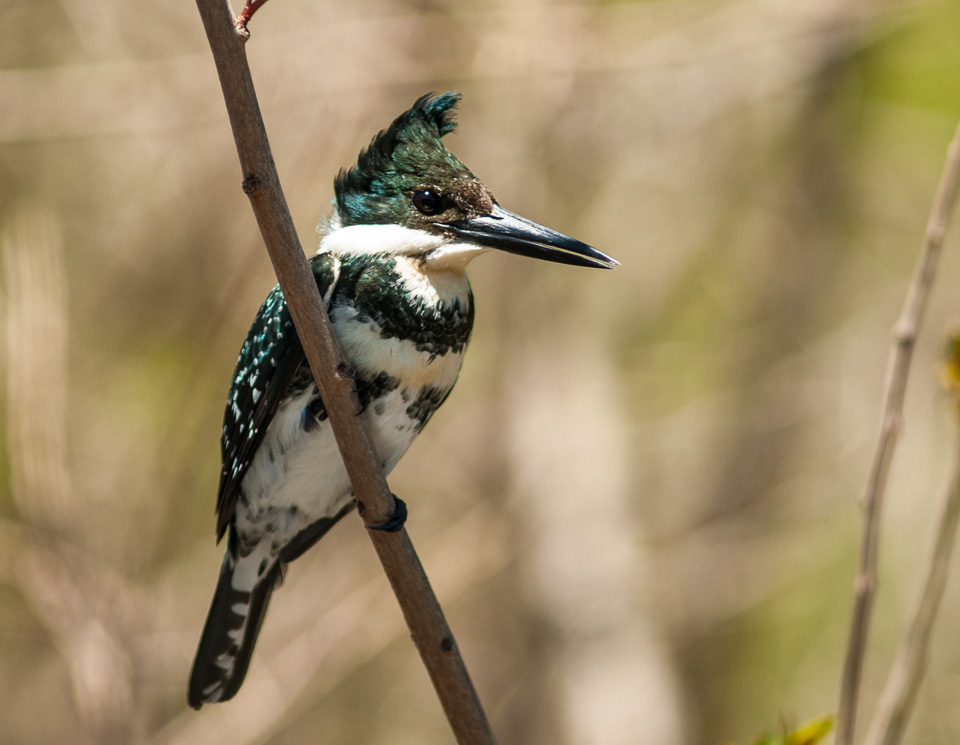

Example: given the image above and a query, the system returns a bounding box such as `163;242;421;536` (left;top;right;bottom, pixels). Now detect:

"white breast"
234;245;471;549
331;307;465;391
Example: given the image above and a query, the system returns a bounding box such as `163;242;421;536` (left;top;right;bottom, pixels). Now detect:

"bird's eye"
412;188;444;216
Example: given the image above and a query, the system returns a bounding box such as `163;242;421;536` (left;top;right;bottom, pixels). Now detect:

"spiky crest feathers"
333;93;475;227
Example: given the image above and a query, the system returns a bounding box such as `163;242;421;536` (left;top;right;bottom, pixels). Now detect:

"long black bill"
440;205;618;269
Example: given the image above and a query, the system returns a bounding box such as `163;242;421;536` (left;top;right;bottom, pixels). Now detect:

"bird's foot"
361;495;407;532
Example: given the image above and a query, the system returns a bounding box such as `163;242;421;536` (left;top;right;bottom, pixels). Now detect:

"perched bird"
188;92;617;708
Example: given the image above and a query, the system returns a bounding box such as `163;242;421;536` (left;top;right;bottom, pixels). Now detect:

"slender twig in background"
862;333;960;745
191;1;497;743
836;120;960;745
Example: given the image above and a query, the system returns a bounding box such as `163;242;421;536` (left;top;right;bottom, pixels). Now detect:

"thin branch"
191;1;496;742
862;333;960;745
234;0;269;37
836;120;960;745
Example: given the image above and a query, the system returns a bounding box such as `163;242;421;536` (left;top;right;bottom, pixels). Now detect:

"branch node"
855;571;876;597
336;362;356;381
241;174;263;195
893;319;916;345
926;223;945;248
235;0;269;38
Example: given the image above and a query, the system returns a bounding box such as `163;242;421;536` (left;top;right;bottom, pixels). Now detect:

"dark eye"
412;188;444;216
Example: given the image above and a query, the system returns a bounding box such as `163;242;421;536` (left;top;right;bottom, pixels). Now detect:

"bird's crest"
334;93;474;226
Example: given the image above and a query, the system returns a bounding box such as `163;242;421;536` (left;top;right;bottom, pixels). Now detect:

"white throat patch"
317;221;487;270
318;223;446;257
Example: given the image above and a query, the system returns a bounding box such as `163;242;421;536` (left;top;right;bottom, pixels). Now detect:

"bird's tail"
188;539;281;709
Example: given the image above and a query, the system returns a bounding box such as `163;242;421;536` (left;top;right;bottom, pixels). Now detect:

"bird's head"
325;93;617;270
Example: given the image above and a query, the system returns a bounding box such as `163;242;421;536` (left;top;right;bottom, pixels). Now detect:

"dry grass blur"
2;0;960;743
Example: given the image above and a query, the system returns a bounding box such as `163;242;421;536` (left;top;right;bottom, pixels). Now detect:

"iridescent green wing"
214;253;339;539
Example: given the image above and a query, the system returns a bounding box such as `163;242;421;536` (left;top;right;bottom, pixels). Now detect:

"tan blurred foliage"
2;0;960;743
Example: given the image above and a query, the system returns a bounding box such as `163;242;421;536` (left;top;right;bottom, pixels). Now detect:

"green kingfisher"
188;92;617;709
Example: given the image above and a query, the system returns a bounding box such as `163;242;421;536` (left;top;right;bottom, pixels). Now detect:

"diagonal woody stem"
191;1;497;742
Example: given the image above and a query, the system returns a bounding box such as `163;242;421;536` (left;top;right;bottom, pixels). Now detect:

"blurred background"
2;0;960;743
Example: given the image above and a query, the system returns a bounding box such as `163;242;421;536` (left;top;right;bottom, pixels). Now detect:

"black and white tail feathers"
188;538;280;709
188;505;356;708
